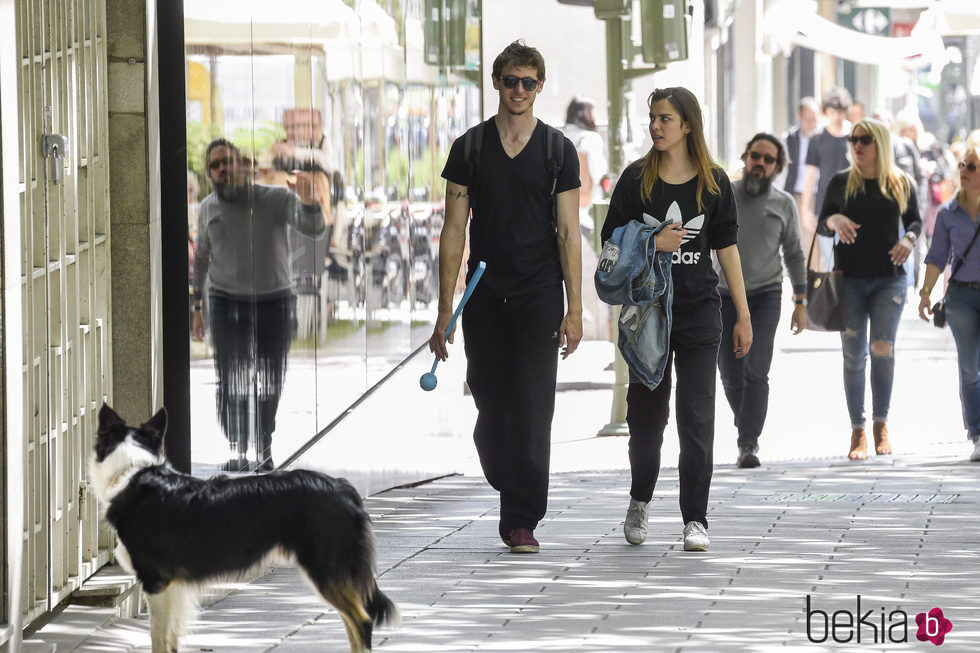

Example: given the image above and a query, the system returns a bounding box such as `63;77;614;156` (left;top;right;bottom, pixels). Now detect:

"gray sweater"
717;180;806;296
194;184;325;300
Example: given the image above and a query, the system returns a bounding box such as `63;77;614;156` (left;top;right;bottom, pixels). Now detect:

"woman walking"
918;144;980;461
817;119;921;460
600;87;752;552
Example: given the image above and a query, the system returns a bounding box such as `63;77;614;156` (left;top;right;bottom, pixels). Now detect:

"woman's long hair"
640;87;719;211
845;119;910;214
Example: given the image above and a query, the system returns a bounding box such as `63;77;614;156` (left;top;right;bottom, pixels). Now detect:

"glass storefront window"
183;0;481;473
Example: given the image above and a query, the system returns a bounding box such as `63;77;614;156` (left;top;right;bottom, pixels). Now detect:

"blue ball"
419;373;437;391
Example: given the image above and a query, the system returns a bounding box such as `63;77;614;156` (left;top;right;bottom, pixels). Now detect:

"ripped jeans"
840;275;907;428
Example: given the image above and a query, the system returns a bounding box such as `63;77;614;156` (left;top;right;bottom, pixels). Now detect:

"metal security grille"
16;0;111;625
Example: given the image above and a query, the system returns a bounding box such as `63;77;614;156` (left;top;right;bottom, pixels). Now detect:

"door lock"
43;133;68;184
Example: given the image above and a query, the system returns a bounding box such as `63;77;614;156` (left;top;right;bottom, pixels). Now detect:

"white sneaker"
683;521;709;552
970;438;980;462
624;498;650;545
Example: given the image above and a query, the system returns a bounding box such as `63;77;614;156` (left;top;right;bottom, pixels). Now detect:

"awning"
913;0;980;36
764;0;946;69
183;0;359;48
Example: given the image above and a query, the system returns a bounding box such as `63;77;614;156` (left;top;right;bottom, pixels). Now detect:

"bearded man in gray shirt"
193;138;326;472
715;133;807;468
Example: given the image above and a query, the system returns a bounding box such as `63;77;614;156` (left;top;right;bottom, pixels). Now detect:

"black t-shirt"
805;129;850;213
817;171;922;278
442;119;580;297
601;163;739;342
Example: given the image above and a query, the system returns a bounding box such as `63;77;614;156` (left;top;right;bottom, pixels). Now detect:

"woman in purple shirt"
919;144;980;462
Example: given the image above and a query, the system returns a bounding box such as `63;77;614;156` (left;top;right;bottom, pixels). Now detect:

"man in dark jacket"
782;97;819;256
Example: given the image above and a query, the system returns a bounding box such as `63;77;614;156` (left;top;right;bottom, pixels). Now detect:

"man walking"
801;86;853;269
429;40;583;553
717;134;807;468
782;97;820;254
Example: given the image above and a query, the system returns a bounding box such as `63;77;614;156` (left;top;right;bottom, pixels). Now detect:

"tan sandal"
848;428;867;460
873;422;892;455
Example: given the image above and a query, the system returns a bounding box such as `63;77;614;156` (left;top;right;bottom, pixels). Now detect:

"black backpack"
462;119;566;226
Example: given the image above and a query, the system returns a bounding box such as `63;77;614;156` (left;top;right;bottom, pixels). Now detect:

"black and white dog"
90;404;398;653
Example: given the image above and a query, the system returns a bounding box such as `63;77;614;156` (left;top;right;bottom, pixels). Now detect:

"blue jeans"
840;276;907;427
945;284;980;439
718;286;781;451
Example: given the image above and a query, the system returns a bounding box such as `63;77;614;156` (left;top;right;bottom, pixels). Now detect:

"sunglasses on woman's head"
747;150;776;165
959;160;978;173
499;75;539;91
848;134;874;146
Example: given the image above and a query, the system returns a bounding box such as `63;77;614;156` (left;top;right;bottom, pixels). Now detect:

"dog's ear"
140;407;168;450
142;407;168;436
98;403;126;431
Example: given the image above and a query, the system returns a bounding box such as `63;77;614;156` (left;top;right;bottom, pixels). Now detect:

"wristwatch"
794;298;805;306
904;232;918;244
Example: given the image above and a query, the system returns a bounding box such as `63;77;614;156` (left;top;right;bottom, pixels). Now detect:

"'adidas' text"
672;251;701;265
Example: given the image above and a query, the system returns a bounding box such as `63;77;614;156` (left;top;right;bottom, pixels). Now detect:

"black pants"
718;287;781;451
626;337;720;528
462;286;563;531
209;293;295;457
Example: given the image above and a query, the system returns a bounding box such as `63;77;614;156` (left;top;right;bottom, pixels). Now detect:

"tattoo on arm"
450;189;469;200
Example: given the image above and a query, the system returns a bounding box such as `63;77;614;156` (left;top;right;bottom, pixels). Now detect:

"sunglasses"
959;160;978;173
848;134;874;146
499;75;539;91
209;156;235;170
747;150;776;165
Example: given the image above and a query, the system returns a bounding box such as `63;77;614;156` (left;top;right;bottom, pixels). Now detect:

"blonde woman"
818;119;921;460
600;87;752;552
918;145;980;462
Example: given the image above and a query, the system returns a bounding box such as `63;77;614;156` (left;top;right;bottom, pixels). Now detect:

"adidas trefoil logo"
643;202;704;265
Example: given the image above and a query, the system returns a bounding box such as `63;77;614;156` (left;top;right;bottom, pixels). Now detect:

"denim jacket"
594;217;673;389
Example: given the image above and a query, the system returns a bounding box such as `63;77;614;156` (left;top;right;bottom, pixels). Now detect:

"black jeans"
626;337;720;528
209;293;295;456
718;286;781;451
462;286;563;531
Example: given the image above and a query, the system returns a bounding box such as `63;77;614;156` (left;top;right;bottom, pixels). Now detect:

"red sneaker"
509;528;539;553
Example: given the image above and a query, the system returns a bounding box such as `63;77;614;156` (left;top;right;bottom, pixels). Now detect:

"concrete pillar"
106;0;164;422
772;53;789;136
732;0;773;163
816;0;838;99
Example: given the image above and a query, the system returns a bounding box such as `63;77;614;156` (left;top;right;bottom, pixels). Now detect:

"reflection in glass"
184;0;481;474
193;139;326;472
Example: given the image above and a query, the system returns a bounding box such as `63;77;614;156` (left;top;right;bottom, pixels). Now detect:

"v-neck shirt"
442;119;580;298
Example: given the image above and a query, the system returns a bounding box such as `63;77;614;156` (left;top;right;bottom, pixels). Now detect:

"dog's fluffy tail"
350;582;398;651
367;581;399;628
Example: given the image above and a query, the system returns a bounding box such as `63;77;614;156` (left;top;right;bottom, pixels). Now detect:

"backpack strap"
545;125;565;228
463;120;488;201
545;125;564;196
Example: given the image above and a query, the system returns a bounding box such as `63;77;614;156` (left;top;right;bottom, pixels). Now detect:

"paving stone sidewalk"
31;453;980;652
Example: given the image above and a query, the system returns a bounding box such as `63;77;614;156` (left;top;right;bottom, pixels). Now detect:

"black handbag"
932;221;980;328
805;235;845;332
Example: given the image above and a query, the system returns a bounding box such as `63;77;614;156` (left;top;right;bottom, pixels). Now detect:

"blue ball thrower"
420;261;486;391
